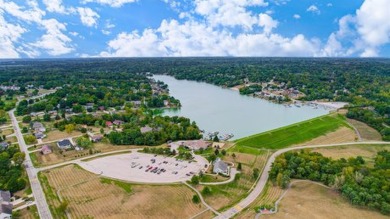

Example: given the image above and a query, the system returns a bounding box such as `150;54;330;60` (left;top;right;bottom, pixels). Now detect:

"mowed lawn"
235;114;348;150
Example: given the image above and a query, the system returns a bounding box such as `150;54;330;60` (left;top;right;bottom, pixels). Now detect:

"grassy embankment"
232;114;348;153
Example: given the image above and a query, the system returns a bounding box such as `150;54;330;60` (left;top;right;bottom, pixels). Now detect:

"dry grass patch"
292;126;357;147
261;181;388;219
347;119;382;141
6;136;17;143
1;128;14;136
312;144;390;165
41;165;205;219
43;130;83;142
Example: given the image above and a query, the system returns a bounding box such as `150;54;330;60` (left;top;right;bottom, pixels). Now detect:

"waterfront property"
169;140;211;152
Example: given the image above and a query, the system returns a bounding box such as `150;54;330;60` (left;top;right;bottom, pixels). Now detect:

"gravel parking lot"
78;151;209;183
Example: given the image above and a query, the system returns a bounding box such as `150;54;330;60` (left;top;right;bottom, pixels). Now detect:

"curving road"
214;141;390;219
9;109;53;219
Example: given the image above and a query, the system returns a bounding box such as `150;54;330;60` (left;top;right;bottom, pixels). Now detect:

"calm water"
153;75;329;140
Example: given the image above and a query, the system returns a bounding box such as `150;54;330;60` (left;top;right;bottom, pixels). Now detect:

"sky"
1;0;390;58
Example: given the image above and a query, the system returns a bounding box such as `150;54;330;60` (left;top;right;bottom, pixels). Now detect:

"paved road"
214;141;390;219
9;109;53;219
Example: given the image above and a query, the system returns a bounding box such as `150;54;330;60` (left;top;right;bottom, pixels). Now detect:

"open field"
1;128;14;136
235;114;348;150
261;181;388;219
40;165;206;219
199;151;270;211
42;130;83;143
347;119;383;141
312;144;390;166
293;126;357;146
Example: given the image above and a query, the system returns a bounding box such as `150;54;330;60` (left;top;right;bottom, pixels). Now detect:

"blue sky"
0;0;389;58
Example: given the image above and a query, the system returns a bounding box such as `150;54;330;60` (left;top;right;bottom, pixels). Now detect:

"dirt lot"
292;126;357;147
43;130;83;142
347;119;383;141
261;181;387;219
312;144;390;166
41;165;205;219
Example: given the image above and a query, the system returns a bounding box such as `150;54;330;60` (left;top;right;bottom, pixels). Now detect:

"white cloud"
323;0;390;57
82;0;137;7
42;0;71;14
327;3;333;7
30;19;74;56
193;0;268;30
307;5;320;15
0;0;45;23
99;19;320;57
0;14;26;58
77;7;100;27
293;14;300;19
258;13;278;34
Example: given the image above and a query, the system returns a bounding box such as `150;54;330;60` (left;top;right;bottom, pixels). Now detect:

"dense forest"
0;58;389;139
269;150;390;215
0;146;26;193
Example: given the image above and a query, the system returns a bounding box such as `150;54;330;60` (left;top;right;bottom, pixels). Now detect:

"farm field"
312;144;390;166
39;165;206;219
293;126;357;146
199;151;270;211
347;119;383;141
235;114;348;150
261;181;388;219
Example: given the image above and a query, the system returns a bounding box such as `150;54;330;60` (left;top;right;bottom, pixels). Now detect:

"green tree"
22;116;31;123
192;194;200;204
253;168;260;179
191;175;199;185
237;163;242;171
201;187;211;196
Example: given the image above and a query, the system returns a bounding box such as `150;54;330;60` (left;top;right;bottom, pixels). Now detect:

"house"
131;100;142;107
0;190;12;219
84;103;94;109
32;122;46;133
90;135;103;143
169;140;211;152
41;145;52;155
105;121;113;127
113;120;124;126
57;139;73;150
140;125;153;133
213;158;230;176
0;142;9;151
34;132;46;139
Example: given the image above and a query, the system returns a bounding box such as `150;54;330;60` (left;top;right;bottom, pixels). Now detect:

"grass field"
261;181;388;219
12;205;39;219
347;119;383;141
235;114;348;150
312;144;390;167
39;165;205;219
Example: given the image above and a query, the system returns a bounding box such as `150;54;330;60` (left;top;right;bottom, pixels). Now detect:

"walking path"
200;168;238;185
10;109;53;219
214;141;390;219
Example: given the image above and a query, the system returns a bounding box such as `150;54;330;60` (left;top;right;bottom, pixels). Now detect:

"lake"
153;75;329;140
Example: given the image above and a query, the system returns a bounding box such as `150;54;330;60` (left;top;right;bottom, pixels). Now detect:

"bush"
192;194;200;204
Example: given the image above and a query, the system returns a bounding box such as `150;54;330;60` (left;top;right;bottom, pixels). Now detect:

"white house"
213;158;230;176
